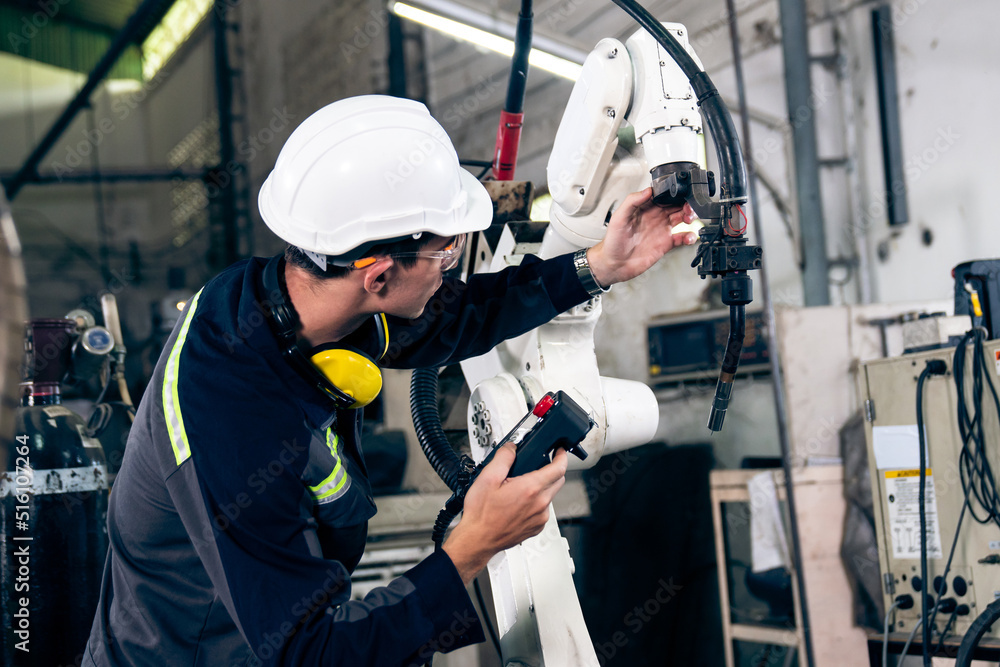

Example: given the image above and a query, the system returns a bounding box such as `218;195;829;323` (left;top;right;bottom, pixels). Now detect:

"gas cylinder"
1;318;109;666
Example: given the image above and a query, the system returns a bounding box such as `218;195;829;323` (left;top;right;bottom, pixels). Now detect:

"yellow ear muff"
309;347;383;409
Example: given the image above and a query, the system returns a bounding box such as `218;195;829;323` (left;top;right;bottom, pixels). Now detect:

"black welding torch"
708;301;747;432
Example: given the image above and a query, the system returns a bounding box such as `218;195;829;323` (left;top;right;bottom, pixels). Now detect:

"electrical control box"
860;341;1000;642
647;309;769;383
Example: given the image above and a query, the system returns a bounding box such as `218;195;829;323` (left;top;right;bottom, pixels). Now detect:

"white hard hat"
259;95;493;265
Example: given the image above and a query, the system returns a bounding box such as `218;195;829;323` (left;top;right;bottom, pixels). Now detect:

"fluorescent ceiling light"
142;0;214;80
391;2;583;81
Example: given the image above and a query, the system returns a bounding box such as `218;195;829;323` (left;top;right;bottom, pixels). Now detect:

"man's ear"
361;257;394;295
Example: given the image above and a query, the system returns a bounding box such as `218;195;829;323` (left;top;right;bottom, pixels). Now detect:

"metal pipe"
87;110;112;284
5;0;177;200
828;6;874;304
871;5;908;228
726;0;816;665
504;0;533;115
778;0;830;306
388;12;408;98
212;0;239;268
491;0;532;180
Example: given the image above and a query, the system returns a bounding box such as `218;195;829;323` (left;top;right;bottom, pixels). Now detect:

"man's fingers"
517;448;569;489
671;230;698;247
478;444;516;485
623;187;653;216
664;205;693;226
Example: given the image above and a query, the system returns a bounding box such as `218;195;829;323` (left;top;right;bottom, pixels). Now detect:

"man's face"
387;235;457;319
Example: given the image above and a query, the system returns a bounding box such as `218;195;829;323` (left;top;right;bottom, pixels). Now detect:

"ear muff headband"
262;255;385;409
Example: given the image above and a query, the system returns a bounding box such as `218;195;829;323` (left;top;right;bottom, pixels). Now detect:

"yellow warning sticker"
884;469;931;478
884;470;943;558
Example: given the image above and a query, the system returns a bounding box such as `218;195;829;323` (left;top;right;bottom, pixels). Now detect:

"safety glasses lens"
441;234;467;271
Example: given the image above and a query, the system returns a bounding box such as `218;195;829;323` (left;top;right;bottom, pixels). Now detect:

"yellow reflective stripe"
163;289;203;466
310;429;349;502
378;312;389;359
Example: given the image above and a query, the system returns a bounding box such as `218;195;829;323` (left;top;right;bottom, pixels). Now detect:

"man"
84;95;695;666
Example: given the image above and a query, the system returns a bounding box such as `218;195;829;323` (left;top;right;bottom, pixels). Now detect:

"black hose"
707;305;745;432
431;507;455;549
609;0;748;202
721;305;746;374
409;367;464;492
505;0;532;115
916;359;948;666
916;365;933;666
955;597;1000;666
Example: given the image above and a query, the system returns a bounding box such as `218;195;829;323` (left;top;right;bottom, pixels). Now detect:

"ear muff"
309;345;382;409
262;255;386;409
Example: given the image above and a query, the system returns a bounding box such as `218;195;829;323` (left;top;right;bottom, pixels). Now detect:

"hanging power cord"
883;595;914;667
933;605;960;655
900;599;949;665
953;328;1000;527
949;327;1000;666
955;597;1000;667
923;499;968;650
899;617;924;664
473;578;503;661
915;359;948;665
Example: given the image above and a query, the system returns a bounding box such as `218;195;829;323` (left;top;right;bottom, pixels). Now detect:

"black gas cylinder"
2;319;109;666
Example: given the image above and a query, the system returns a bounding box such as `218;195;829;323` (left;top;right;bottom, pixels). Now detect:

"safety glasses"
351;234;467;271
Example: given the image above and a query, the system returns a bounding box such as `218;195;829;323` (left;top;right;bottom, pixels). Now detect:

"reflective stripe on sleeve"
163;289;203;466
309;428;350;503
378;312;389;360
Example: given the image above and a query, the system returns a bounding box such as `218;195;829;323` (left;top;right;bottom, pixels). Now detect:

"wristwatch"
573;248;610;297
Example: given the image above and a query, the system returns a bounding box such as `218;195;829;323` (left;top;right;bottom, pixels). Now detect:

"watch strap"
573;248;610;297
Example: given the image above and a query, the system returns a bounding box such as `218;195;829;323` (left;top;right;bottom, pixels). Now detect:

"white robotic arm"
463;22;713;468
543;24;705;256
454;22;734;667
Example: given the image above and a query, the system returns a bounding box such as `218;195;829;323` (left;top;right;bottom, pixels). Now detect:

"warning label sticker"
994;349;1000;375
884;470;944;559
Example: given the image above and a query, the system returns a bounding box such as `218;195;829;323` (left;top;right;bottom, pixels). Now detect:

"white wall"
846;0;1000;303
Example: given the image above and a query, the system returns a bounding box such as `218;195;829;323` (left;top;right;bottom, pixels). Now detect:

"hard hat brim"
457;167;494;235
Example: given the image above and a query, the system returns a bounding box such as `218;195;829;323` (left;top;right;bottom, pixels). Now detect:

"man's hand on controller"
442;444;569;584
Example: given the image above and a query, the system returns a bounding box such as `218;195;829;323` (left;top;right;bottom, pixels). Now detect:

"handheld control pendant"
431;391;593;548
